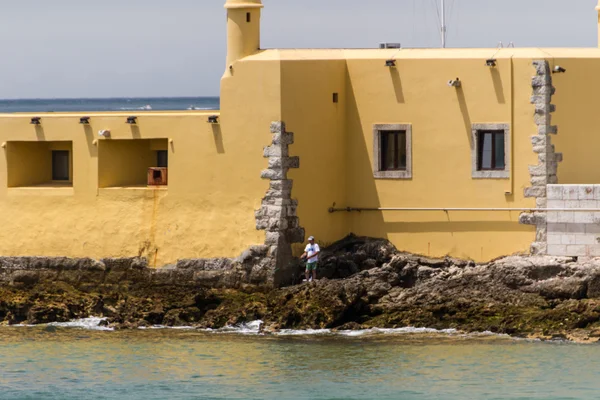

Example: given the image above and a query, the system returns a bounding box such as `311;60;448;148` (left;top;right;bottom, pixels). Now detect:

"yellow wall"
0;112;269;266
6;45;600;264
282;59;350;251
341;57;538;261
552;58;600;184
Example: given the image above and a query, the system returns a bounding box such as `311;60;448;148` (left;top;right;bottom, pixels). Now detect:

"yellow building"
3;0;600;278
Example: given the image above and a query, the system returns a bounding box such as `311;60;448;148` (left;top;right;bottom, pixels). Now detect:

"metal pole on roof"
441;0;447;48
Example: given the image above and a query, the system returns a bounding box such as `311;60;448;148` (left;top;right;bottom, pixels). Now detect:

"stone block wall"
547;184;600;257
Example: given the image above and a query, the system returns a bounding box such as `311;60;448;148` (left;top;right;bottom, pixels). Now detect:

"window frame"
373;124;412;180
471;123;510;179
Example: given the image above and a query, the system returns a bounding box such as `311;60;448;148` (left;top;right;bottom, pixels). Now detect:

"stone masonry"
520;60;563;255
547;185;600;257
255;121;305;285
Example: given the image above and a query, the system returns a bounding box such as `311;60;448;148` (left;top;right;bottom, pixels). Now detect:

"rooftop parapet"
224;0;263;9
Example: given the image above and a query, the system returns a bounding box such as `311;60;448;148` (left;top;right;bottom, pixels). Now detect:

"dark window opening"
477;131;505;170
153;170;162;180
246;12;251;22
380;131;407;171
157;150;168;168
52;150;70;181
333;93;339;103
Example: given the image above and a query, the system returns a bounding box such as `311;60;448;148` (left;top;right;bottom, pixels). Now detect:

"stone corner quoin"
520;60;562;256
255;121;305;280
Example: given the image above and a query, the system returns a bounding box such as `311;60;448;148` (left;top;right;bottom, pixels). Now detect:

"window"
373;124;412;179
381;131;407;171
477;131;505;171
52;151;70;181
246;12;251;22
471;123;510;179
6;141;73;188
98;139;168;188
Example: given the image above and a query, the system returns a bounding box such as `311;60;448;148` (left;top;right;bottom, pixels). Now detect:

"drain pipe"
328;207;600;213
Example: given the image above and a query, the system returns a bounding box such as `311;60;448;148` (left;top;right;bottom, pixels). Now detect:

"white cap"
308;236;315;241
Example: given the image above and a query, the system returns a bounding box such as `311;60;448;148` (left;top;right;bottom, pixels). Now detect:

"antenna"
441;0;447;48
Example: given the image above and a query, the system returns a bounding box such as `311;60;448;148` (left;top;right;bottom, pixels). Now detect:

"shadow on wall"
384;220;530;233
490;67;506;104
456;87;473;148
212;124;225;154
389;68;405;104
345;68;386;238
83;125;98;157
34;125;45;141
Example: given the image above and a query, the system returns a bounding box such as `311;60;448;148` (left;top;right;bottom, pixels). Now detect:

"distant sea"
0;97;220;113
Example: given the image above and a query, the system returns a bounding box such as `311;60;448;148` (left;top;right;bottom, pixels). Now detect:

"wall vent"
379;43;401;49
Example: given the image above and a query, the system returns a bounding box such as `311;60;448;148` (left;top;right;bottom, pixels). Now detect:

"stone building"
1;0;600;279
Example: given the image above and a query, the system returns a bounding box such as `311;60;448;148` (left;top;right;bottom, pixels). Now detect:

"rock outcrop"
4;235;600;341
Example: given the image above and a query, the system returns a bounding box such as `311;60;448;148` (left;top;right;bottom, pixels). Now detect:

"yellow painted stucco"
2;0;600;264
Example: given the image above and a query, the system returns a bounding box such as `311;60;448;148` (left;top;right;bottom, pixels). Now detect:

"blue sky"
0;0;596;98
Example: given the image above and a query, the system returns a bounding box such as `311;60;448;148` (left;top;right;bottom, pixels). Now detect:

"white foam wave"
274;326;459;337
47;317;113;331
118;105;152;110
140;325;195;330
186;106;213;110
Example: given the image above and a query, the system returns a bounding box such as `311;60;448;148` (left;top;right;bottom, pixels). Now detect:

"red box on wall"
148;167;168;186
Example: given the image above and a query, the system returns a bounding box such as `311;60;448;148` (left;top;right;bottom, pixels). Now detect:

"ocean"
0;97;220;113
1;320;599;400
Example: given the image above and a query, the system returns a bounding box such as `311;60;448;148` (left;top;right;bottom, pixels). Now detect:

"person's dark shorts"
306;262;318;271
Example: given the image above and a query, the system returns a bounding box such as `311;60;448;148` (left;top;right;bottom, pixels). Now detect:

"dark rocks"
6;235;600;341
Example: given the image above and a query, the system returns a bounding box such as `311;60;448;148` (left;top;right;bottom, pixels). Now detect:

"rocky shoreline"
3;235;600;342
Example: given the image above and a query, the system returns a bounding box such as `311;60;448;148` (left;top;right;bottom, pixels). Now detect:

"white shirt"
304;243;320;263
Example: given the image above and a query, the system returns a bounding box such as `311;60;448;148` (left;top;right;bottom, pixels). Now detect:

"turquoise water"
1;325;599;400
0;97;220;113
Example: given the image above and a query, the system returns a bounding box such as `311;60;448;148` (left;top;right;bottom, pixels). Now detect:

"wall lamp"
126;116;137;124
79;116;90;124
207;115;219;124
485;59;497;67
385;59;396;67
553;66;566;74
30;117;41;125
447;78;461;88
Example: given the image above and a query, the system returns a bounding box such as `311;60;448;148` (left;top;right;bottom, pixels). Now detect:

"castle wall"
342;57;539;261
0;111;268;266
552;58;600;184
280;59;350;251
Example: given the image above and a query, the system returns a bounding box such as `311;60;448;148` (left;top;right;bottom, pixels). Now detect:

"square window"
373;124;412;179
6;141;72;188
471;124;510;179
98;139;168;188
380;131;407;171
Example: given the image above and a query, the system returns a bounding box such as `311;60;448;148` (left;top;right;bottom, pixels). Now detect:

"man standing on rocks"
301;236;320;282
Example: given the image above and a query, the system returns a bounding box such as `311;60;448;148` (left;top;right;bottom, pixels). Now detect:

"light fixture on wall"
553;66;566;74
207;115;219;124
447;78;461;88
126;116;137;124
30;117;41;125
98;129;111;138
485;59;497;67
79;116;90;124
385;59;396;67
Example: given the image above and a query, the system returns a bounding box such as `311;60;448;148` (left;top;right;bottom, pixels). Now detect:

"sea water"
0;97;220;113
1;321;600;400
